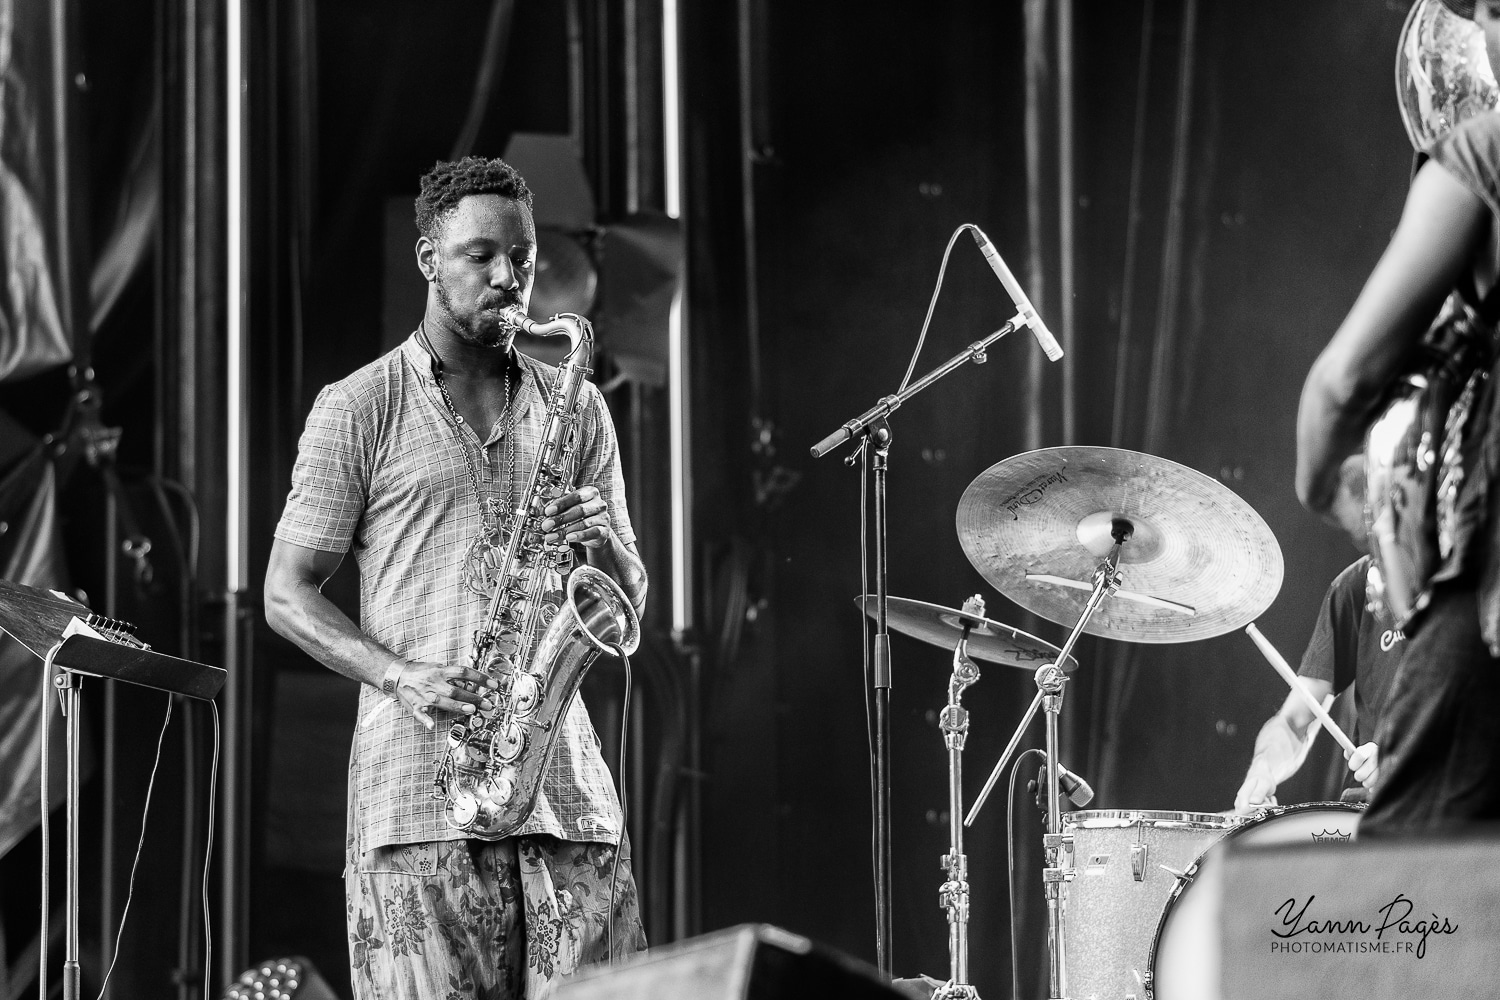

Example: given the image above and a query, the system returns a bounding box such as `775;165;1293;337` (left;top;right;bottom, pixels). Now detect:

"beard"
434;270;516;350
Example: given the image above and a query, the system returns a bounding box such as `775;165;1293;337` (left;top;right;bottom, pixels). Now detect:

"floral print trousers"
345;835;646;999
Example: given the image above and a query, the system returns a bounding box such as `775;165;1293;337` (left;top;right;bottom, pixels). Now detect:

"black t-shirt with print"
1298;555;1404;746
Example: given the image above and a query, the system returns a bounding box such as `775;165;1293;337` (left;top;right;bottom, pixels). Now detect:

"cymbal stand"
933;597;987;1000
965;518;1130;1000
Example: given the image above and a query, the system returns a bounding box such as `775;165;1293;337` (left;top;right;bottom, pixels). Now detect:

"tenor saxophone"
434;308;641;839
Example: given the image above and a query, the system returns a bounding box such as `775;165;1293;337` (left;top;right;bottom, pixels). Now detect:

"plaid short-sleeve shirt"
274;333;637;854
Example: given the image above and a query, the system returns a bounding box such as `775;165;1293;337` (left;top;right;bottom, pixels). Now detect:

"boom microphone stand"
811;312;1025;976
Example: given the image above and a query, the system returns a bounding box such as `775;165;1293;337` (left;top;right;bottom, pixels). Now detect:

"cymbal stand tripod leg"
965;521;1129;1000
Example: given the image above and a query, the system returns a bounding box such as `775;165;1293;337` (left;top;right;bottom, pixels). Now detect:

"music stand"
0;577;224;1000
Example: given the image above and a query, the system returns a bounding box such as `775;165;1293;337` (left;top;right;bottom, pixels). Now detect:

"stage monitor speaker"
222;956;341;1000
554;923;907;1000
1211;830;1500;1000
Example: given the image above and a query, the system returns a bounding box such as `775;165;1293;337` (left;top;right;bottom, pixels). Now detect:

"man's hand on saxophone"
387;655;499;731
542;484;649;614
539;484;613;547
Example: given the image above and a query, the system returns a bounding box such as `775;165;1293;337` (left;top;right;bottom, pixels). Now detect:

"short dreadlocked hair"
414;156;535;240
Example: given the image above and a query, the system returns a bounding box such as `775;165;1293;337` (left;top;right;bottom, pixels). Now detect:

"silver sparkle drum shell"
1059;809;1238;1000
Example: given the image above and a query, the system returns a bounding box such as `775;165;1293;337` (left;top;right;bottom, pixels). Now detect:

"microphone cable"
856;439;881;959
1006;747;1046;1000
39;680;175;1000
202;701;222;1000
897;225;971;393
94;695;175;999
605;641;633;966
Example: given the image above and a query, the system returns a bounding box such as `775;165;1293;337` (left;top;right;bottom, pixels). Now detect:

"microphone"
968;226;1064;362
1033;762;1095;808
1057;763;1095;807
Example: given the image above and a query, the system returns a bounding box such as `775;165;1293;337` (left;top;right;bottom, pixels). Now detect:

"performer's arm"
540;486;649;613
264;537;496;729
1234;678;1333;811
1296;162;1489;517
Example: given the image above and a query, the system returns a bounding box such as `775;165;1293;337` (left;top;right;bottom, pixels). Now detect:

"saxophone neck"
504;307;594;360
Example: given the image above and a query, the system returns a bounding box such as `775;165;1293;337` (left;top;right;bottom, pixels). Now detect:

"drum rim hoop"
1141;800;1367;997
1064;808;1239;831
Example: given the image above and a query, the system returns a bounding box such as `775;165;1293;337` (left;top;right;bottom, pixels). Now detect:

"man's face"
422;193;537;349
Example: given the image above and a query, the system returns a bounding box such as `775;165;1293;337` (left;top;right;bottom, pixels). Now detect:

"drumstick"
1243;623;1358;756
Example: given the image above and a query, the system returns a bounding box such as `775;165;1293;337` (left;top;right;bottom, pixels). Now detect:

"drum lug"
1131;842;1149;882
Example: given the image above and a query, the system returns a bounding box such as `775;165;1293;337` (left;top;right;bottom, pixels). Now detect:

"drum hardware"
934;595;984;1000
965;515;1128;1000
1059;809;1238;1000
855;592;1073;1000
855;595;1079;672
1026;574;1195;615
1130;842;1149;882
954;446;1283;999
810;305;1041;977
955;446;1283;644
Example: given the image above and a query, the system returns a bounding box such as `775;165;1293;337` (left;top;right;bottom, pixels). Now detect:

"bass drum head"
1147;801;1363;1000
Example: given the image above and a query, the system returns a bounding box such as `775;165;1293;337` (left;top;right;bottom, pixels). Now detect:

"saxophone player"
266;156;649;998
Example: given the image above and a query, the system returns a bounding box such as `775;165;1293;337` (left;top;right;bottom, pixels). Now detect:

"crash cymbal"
955;446;1283;644
855;595;1078;671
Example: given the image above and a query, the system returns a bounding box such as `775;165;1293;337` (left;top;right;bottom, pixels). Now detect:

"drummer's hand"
1345;742;1379;789
1233;773;1278;813
389;656;498;730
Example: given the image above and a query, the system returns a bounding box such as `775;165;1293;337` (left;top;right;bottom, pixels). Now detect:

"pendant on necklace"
463;516;510;598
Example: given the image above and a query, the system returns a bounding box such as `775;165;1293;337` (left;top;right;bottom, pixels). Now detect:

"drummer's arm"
1296;162;1485;519
1234;679;1333;811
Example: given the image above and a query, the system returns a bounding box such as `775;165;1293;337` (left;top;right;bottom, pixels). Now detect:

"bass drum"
1061;809;1238;1000
1146;801;1364;1000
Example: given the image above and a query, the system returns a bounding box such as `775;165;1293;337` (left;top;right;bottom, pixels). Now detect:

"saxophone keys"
481;770;516;806
449;789;481;829
493;721;527;763
511;673;541;717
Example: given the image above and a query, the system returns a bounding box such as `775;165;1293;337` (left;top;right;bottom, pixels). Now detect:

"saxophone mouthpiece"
498;304;536;334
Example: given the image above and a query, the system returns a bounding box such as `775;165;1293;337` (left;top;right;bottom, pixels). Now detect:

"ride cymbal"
955;446;1283;644
855;595;1078;671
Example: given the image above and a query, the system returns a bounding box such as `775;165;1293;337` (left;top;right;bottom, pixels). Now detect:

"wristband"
381;658;407;697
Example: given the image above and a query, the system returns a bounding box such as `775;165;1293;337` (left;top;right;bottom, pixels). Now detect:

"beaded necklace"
419;324;519;597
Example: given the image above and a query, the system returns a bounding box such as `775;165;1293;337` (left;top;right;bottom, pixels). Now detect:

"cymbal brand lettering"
1000;471;1067;520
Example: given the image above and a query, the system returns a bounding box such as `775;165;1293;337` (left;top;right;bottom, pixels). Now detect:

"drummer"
1234;459;1400;810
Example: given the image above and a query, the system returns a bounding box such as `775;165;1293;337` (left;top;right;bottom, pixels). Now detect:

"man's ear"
415;236;437;282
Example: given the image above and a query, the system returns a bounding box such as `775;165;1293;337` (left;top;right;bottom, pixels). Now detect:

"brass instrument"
434;308;641;839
